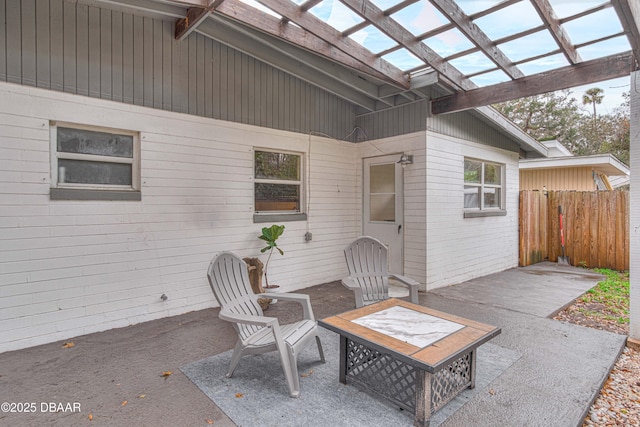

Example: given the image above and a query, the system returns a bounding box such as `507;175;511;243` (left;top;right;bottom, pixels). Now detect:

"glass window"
254;150;303;213
51;123;139;192
369;163;395;222
464;158;504;211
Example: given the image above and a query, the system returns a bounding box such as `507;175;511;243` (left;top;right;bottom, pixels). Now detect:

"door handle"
398;224;402;234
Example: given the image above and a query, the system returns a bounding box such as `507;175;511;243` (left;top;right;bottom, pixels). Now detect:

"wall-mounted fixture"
397;153;414;166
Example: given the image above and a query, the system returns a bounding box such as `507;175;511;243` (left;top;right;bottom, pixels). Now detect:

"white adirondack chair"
343;236;420;308
207;251;325;398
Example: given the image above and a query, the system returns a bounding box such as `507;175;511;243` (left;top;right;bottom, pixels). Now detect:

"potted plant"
259;224;285;290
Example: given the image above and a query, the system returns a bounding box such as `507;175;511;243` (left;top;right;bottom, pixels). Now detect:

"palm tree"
582;87;604;125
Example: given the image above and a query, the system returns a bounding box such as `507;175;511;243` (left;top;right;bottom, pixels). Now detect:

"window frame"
253;148;307;223
49;122;141;201
463;157;507;218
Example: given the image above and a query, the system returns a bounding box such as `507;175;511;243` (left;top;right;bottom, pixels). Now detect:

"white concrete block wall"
0;82;358;352
629;71;639;341
425;131;520;290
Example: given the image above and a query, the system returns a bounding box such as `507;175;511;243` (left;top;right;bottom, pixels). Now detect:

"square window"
254;150;303;214
50;123;140;200
464;158;504;211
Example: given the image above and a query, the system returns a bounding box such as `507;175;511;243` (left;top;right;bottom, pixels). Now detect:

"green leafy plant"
259;224;285;288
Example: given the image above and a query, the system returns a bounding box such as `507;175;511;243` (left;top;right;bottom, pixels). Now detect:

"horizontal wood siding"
426;131;520;290
0;0;354;139
520;167;597;191
0;82;358;352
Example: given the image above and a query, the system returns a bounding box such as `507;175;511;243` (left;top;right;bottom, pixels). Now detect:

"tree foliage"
493;88;630;165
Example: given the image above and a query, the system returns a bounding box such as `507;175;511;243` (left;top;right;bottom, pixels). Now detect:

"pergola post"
630;70;640;346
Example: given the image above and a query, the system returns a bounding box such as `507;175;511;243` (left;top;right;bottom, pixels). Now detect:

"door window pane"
370;194;395;221
370;164;395;193
369;163;396;222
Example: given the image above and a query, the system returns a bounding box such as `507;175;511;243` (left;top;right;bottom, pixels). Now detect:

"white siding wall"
630;70;639;341
426;131;520;290
0;82;358;352
356;132;428;288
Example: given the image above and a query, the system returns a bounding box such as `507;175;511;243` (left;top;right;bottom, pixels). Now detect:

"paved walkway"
0;262;627;426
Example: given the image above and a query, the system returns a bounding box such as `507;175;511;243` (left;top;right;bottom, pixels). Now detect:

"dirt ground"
554;300;629;335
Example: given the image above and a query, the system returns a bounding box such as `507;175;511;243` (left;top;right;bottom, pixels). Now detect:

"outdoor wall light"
397;153;414;165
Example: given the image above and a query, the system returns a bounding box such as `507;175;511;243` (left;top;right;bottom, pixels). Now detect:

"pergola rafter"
428;0;524;80
254;0;410;89
530;0;581;65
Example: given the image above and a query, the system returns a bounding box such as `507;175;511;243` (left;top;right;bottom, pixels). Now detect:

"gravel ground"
554;301;640;426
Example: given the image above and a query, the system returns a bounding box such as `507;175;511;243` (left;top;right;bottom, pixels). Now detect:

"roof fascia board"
520;155;630;175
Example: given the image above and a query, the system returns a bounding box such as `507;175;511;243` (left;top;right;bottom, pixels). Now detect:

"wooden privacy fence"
519;190;629;270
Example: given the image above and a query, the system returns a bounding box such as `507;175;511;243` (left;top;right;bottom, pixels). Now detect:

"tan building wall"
520;167;597;191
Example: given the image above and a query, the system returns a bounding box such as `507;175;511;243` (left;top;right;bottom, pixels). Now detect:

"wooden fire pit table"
318;298;501;427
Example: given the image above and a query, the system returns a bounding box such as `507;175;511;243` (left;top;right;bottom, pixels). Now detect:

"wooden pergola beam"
431;52;634;115
429;0;524;79
255;0;409;89
215;1;401;89
612;0;640;69
530;0;581;64
175;0;225;40
339;0;475;91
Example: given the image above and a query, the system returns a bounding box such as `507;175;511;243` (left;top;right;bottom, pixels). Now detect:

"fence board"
519;190;628;270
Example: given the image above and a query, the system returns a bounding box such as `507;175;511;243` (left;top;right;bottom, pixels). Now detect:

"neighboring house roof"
519;140;630;189
538;139;573;157
520;154;630;177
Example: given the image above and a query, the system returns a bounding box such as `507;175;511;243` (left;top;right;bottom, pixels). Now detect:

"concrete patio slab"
429;262;606;317
0;262;626;426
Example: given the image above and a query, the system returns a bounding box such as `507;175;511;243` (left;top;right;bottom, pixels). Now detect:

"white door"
363;155;404;274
